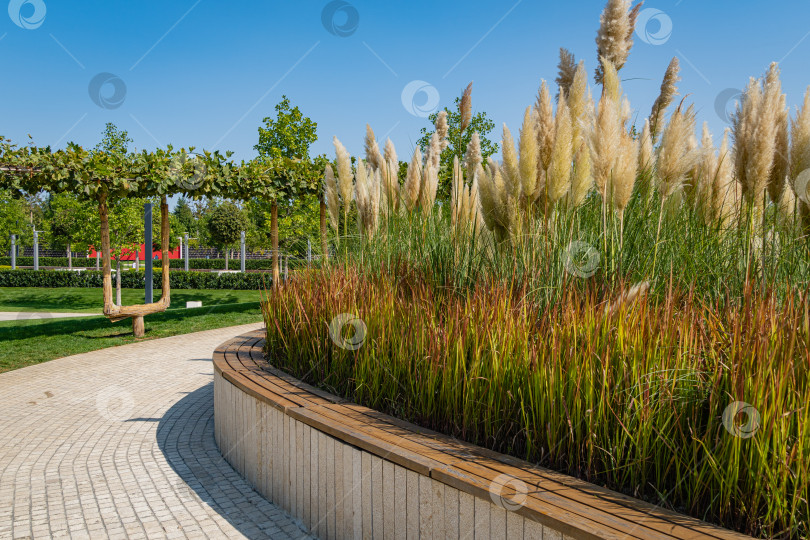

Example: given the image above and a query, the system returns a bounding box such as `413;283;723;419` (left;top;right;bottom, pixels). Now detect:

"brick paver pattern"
0;323;312;539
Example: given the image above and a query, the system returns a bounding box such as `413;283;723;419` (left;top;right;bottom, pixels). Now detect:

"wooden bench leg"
132;316;145;338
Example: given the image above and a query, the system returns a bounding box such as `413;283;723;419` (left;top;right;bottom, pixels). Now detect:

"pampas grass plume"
502;123;521;199
639;118;654;174
466;131;483;181
649;57;680;143
404;147;422;212
547;94;573;204
460;82;473;133
519;107;539;201
364;125;383;171
568;61;589;146
768;93;790;204
324;164;340;232
535;80;556;192
594;0;635;83
612;131;638;212
333;136;354;205
556;48;577;98
436;111;450;153
569;142;593;208
656;103;699;199
790;87;810;184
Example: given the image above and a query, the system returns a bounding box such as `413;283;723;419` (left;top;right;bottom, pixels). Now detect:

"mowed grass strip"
0;301;263;372
0;287;261;313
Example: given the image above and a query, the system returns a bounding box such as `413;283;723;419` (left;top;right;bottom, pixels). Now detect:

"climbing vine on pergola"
0;136;326;335
0;138;232;335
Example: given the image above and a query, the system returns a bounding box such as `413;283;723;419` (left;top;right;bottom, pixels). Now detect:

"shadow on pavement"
156;382;310;539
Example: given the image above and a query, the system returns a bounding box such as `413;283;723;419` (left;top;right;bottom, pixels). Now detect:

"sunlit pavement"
0;322;312;539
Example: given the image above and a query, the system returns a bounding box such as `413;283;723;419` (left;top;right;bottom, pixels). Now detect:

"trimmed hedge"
162;258;279;270
0;256;95;268
0;256;292;270
0;269;271;290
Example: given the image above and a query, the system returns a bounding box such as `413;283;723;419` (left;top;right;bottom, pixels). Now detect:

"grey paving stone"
0;323;313;540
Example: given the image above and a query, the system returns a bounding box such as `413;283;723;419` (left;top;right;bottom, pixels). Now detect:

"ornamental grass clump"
303;3;810;535
263;266;808;539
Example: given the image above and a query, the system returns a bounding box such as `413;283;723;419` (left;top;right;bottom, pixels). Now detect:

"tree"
253;97;322;285
95;123;133;155
417;94;499;200
46;193;94;268
0;190;33;254
111;199;143;305
246;196;321;257
255;96;318;160
1;124;238;336
173;198;196;235
207;201;248;270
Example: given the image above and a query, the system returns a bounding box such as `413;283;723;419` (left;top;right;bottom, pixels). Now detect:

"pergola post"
184;233;189;272
144;202;153;304
33;231;39;271
10;234;16;270
240;231;246;273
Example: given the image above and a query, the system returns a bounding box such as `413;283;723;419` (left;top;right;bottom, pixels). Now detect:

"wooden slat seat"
213;330;752;540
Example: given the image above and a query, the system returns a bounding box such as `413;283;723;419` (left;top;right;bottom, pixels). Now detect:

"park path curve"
0;323;312;540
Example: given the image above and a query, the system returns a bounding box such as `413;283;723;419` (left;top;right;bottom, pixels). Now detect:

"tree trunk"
132;316;144;338
67;244;72;269
271;201;279;287
99;195;114;315
159;196;171;306
116;257;122;307
320;197;328;264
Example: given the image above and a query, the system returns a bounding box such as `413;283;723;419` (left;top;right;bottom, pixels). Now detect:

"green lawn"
0;287;262;313
0;301;263;373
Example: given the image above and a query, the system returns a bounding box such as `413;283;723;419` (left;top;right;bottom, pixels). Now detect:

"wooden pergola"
0;145;234;336
1;141;328;336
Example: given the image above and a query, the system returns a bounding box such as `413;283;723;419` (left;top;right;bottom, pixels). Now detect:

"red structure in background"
87;244;182;261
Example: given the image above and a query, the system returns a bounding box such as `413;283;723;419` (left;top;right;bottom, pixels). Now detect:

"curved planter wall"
213;330;751;540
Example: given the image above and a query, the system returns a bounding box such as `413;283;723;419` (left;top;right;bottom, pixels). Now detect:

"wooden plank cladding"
213;330;753;540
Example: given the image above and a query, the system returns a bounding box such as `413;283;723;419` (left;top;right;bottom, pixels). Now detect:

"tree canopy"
255;96;318;160
94;123;133;155
417;94;499;199
46;192;94;252
207;201;248;249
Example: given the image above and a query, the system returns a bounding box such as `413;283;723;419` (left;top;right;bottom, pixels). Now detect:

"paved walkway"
0;312;99;322
0;323;312;540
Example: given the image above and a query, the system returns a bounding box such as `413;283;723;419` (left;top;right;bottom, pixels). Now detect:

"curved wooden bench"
213;330;752;540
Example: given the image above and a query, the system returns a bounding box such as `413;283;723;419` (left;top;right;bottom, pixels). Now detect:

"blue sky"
2;0;810;165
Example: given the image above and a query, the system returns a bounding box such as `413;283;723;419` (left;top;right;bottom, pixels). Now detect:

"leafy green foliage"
0;256;293;271
0;189;33;251
94;123;132;155
173;198;196;235
207;201;248;250
0;137;241;203
246;196;321;256
0;268;269;290
104;198;145;256
45;193;95;252
254;96;318;160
